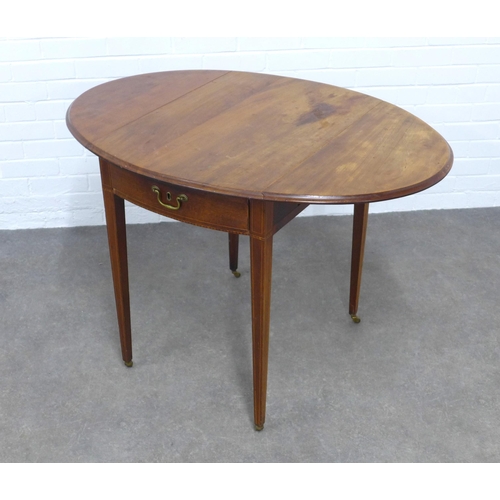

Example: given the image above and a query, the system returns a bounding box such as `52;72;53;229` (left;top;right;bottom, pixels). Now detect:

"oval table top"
67;70;453;204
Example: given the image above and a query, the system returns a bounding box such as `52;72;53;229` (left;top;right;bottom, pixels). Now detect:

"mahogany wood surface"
67;70;453;431
349;203;369;320
100;159;133;366
228;233;239;274
249;200;275;431
67;70;453;204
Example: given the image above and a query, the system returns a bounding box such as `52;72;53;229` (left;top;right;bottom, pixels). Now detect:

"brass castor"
255;424;264;431
124;360;133;367
232;270;241;278
350;315;361;324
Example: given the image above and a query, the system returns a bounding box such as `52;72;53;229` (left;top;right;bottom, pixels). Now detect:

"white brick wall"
1;37;499;229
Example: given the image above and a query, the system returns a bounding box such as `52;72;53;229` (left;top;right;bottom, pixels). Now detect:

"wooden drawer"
107;164;250;234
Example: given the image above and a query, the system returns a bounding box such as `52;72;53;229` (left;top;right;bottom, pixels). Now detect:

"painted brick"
456;85;487;103
0;178;29;197
23;139;83;159
1;192;102;213
485;85;500;102
70;209;104;227
468;141;500;158
267;50;330;71
413;104;473;124
313;38;427;49
0;122;54;141
423;176;456;194
368;196;414;214
88;174;102;193
75;58;140;79
489;159;500;174
399;104;416;114
428;38;487;46
355;87;398;103
452;46;500;65
0;142;24;161
0;213;56;230
41;38;107;59
416;66;477;85
435;122;499;141
172;38;237;54
356;68;417;87
47;79;108;100
393;86;428;105
1;159;59;178
329;49;393;69
0;64;12;82
11;60;75;82
471;103;500;122
301;38;362;49
392;47;454;67
293;69;357;88
410;192;474;211
56;192;103;210
83;149;97;158
29;176;88;195
1;82;47;102
0;40;41;62
451;158;491;176
362;38;428;48
455;175;500;191
425;86;458;104
203;52;266;72
268;70;297;80
1;37;500;229
3;103;36;122
59;157;99;176
125;205;163;224
476;65;500;83
107;37;172;56
35;100;70;120
448;141;470;158
238;38;302;51
54;121;73;139
139;55;203;73
301;204;352;217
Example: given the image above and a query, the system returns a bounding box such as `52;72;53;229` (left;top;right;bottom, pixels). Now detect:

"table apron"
104;161;251;234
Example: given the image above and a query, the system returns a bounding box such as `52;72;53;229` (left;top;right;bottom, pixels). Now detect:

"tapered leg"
102;188;133;367
349;203;369;323
250;234;273;431
228;233;240;277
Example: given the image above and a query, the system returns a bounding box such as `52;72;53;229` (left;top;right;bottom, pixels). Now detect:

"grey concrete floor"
0;207;499;462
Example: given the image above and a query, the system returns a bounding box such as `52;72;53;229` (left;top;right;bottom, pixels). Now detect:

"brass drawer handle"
152;186;188;211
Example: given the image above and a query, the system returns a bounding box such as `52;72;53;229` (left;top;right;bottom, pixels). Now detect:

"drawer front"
108;164;249;233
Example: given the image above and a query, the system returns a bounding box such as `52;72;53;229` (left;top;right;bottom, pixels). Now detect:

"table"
66;70;453;430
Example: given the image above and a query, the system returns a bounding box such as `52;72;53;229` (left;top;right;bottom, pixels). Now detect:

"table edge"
66;83;454;206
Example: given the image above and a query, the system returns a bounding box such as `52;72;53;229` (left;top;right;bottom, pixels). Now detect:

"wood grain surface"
67;70;453;204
